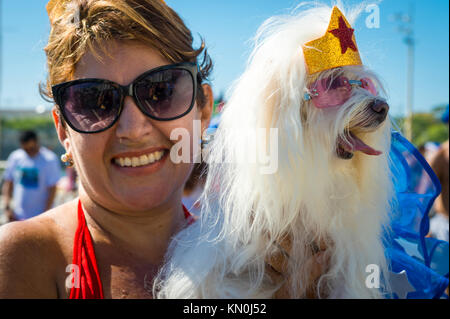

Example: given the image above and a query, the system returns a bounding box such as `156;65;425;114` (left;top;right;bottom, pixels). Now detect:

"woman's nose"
115;96;153;142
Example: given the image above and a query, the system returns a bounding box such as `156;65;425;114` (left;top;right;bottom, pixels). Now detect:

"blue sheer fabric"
385;131;449;299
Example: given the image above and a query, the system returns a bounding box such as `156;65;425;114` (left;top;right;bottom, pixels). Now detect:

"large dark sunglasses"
52;62;198;134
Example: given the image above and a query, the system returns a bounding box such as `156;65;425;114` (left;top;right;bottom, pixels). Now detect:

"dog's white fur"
154;3;394;299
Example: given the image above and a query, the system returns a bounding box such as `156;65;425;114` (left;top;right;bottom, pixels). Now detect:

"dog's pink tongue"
344;134;383;156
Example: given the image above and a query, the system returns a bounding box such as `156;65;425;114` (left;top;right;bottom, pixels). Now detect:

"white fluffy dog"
155;3;394;299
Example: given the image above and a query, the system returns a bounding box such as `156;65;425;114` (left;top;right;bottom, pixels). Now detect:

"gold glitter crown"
46;0;166;25
302;6;362;75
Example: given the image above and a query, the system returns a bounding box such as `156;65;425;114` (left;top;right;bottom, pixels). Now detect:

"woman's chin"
112;188;176;213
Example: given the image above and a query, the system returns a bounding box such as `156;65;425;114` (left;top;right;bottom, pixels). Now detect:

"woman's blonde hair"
41;0;212;107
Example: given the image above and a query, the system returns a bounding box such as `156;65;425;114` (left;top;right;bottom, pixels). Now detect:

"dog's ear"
300;101;308;123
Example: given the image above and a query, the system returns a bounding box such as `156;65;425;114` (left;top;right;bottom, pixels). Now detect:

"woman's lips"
111;147;168;162
113;149;166;167
111;148;169;176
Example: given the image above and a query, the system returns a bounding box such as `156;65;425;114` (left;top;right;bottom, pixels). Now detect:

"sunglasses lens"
361;78;377;96
310;76;352;109
60;82;121;132
134;68;194;119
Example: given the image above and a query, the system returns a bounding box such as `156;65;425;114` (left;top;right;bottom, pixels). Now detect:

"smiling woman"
0;0;213;299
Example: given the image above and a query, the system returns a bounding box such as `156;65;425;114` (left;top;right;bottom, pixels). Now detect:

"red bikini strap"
182;204;196;225
69;200;104;299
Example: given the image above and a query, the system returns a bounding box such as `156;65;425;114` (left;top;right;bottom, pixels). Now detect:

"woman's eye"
154;83;174;99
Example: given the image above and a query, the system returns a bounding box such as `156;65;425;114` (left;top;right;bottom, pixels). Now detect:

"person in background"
1;130;61;222
428;106;449;241
182;162;207;217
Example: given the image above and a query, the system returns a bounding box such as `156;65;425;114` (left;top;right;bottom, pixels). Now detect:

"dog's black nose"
369;100;389;119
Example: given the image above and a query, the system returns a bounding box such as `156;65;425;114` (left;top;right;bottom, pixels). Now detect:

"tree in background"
395;104;449;147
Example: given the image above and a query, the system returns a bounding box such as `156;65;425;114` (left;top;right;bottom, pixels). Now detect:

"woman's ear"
52;107;71;151
199;84;214;134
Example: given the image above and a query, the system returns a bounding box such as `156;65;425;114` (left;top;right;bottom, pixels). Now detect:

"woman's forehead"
73;40;168;85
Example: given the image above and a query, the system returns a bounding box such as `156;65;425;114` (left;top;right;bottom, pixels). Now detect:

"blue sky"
0;0;448;117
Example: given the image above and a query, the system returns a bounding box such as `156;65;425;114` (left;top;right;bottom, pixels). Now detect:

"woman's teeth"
114;150;165;167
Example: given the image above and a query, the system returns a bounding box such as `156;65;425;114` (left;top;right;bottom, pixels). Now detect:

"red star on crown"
329;16;358;54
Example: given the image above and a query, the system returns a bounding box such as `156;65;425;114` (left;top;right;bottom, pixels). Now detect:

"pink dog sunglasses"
304;76;377;109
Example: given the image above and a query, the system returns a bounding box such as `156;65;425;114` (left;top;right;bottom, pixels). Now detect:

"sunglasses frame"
52;62;199;134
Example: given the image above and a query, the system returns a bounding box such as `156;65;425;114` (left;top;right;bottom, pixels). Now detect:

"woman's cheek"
164;117;200;165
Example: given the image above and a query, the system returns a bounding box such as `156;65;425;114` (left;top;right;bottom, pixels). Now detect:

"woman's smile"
111;147;170;177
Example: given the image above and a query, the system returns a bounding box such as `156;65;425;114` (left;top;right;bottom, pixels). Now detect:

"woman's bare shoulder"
0;200;78;298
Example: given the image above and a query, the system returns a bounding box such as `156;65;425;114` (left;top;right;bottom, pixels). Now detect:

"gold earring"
61;153;74;168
